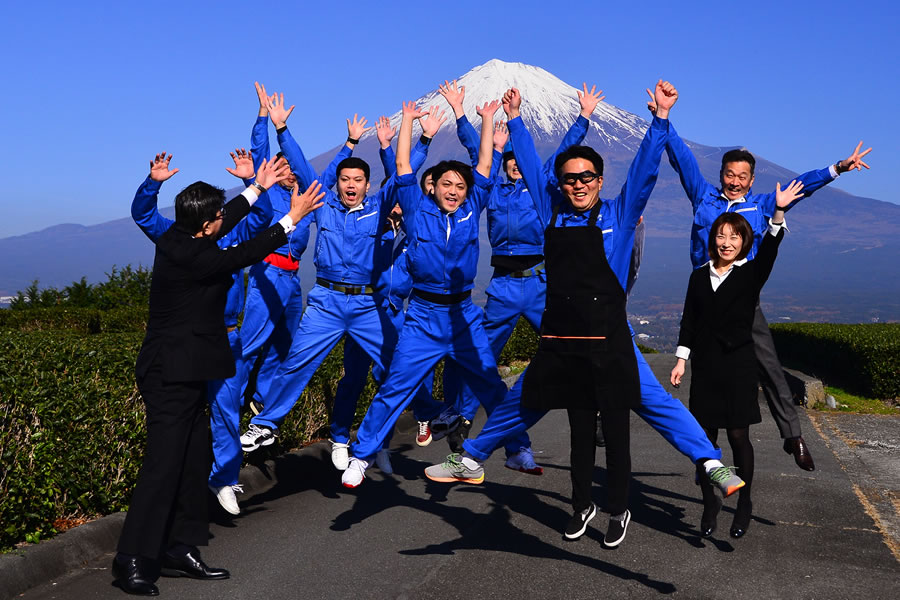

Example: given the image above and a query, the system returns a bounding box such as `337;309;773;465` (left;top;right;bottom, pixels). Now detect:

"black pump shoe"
112;554;159;596
161;545;229;580
700;496;722;538
730;500;753;538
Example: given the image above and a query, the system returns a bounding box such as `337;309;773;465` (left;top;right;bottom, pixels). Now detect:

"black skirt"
688;343;762;429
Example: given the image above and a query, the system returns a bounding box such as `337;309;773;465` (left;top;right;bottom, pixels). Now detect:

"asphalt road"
18;354;900;599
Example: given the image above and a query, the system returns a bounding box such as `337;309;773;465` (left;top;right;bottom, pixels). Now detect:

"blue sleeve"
489;149;503;180
666;122;718;212
455;116;480;166
611;116;668;230
392;173;423;218
276;126;319;190
229;189;274;243
410;139;429;173
470;171;494;213
321;144;353;190
380;145;397;178
250;116;270;174
771;166;836;213
508;116;552;227
131;177;173;242
542;115;590;185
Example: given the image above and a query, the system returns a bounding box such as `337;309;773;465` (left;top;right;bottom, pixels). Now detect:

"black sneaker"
447;418;472;454
564;503;597;540
603;509;631;548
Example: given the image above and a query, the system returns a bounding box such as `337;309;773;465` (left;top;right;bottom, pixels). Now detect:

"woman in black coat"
670;180;804;539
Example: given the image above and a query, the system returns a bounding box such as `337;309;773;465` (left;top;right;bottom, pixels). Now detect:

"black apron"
521;202;640;411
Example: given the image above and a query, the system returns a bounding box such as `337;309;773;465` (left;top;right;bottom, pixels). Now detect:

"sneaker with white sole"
504;446;543;475
415;421;432;447
431;408;462;442
603;509;631;548
707;466;745;498
424;453;484;484
564;502;597;540
375;448;393;474
209;484;242;516
331;441;350;471
342;457;369;488
240;424;277;452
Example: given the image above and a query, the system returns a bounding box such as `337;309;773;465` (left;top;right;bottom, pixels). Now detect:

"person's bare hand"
653;80;678;118
775;179;805;208
837;141;873;173
255;81;271;116
476;99;500;119
289;180;326;223
670;360;685;388
493;121;509;150
438;79;466;117
149;152;179;181
347;114;371;142
645;88;658;115
420;105;447;138
401;100;426;121
265;93;294;128
502;88;521;119
225;148;254;179
375;116;396;148
255;156;292;189
577;83;605;118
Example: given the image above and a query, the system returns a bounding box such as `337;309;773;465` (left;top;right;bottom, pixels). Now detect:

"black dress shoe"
700;496;722;538
161;545;229;580
784;436;816;471
112;555;159;596
730;500;753;538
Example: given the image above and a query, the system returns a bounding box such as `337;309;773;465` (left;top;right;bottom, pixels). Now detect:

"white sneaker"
209;484;242;515
375;448;393;474
341;457;369;488
331;441;350;471
240;423;277;452
504;446;544;475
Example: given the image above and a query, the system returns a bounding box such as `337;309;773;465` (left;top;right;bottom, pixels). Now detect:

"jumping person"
671;180;805;538
113;153;322;596
130;149;272;517
239;94;445;465
340;97;504;488
649;91;873;471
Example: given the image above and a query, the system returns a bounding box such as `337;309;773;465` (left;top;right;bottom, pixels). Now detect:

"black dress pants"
117;364;211;559
752;304;802;439
568;406;630;515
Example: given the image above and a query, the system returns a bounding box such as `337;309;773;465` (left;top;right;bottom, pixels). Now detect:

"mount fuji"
2;59;898;343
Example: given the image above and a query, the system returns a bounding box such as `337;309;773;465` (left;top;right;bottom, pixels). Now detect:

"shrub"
771;323;900;400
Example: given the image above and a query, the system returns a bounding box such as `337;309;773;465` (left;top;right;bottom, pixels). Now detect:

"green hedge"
771;323;900;400
0;306;149;333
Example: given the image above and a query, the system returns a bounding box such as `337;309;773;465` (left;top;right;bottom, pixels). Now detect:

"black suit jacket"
136;193;288;383
677;228;783;360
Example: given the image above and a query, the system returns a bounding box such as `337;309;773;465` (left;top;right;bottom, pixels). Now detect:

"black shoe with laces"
564;503;597;540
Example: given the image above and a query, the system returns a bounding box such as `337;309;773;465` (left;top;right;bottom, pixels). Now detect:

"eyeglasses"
560;171;599;186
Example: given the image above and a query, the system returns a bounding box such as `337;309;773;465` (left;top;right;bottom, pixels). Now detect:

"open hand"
255;156;292;189
347;114;371;142
225;148;255;179
375;116;396;148
493;121;509;150
289;180;325;223
265;92;294;128
775;180;805;208
837;141;873;173
420;105;447;138
401;100;426;121
149;152;179;181
578;83;605;118
476;99;500;119
438;79;466;116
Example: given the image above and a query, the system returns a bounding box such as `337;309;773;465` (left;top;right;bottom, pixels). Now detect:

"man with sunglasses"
426;82;743;547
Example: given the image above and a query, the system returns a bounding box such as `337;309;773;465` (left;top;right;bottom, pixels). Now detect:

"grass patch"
823;385;900;415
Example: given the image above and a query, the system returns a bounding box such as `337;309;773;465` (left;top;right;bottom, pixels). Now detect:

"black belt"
412;289;472;305
316;278;375;295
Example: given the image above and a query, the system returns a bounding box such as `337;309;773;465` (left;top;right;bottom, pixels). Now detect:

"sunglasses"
561;171;600;186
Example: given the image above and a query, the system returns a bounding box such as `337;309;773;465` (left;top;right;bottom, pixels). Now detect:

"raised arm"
778;140;874;212
440;80;479;166
505;88;552;225
751;180;802;289
225;148;273;242
474;100;499;178
251;82;274;173
542;83;603;182
268;92;319;189
612;80;674;229
132;152;178;242
376;116;398;178
396;101;426;177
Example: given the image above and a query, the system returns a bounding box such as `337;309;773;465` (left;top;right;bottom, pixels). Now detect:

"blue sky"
1;0;895;238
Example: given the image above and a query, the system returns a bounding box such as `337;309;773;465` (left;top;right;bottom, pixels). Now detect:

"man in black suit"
112;154;324;596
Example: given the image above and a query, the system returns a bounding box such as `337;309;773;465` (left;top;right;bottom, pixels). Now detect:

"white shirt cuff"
675;346;691;360
277;214;295;234
828;164;840;179
241;187;260;206
768;217;788;236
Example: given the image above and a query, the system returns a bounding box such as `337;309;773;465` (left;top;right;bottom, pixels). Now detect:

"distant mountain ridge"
2;59;897;337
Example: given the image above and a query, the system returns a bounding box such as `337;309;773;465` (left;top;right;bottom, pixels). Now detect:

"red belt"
264;252;299;272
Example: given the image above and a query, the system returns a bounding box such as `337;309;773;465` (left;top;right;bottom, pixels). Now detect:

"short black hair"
708;213;753;262
720;149;756;176
337;157;370;182
419;166;436;193
554;145;604;179
175;181;225;233
430;160;474;194
502;150;516;173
